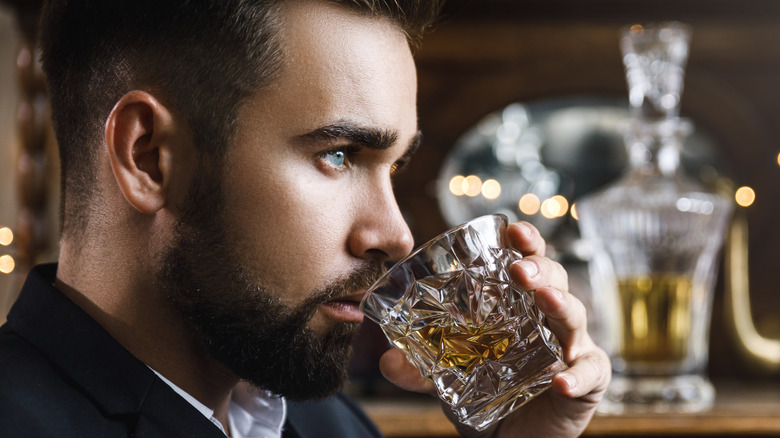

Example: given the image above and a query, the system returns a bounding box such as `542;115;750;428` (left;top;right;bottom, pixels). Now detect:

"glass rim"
367;213;509;293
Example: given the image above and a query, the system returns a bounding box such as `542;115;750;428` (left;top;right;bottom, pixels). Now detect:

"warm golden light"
570;203;579;221
518;193;541;215
0;255;14;274
735;186;756;207
463;175;483;197
541;195;569;219
481;179;501;200
777;152;780;167
0;227;12;246
449;175;466;196
554;196;570;217
630;24;644;33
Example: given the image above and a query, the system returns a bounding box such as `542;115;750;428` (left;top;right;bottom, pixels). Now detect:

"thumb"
379;348;436;394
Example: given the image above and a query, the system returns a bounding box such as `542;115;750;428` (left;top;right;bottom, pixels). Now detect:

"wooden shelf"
358;382;780;437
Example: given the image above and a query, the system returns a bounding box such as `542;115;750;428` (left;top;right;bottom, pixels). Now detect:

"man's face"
223;0;418;335
159;1;418;400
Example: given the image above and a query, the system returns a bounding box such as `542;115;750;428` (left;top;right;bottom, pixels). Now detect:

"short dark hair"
38;0;444;237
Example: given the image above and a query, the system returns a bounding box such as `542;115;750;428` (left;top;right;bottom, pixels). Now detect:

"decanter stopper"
621;22;691;121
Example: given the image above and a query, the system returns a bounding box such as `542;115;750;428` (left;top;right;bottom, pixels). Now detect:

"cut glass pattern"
361;215;565;431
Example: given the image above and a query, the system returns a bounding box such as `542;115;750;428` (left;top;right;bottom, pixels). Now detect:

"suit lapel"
285;395;383;438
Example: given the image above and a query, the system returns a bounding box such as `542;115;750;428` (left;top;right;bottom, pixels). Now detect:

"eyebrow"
297;122;421;156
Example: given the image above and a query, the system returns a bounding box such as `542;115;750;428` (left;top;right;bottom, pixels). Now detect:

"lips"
319;291;366;323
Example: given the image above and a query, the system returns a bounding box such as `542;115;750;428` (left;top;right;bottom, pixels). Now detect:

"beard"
157;163;384;401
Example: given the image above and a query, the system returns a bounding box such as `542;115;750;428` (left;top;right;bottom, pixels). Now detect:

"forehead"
251;0;418;131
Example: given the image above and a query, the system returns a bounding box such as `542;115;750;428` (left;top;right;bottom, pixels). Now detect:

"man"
0;1;610;437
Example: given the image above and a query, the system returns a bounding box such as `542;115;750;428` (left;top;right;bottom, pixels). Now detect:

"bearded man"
0;1;610;437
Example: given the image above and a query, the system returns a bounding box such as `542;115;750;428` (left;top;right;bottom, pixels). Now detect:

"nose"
349;180;414;264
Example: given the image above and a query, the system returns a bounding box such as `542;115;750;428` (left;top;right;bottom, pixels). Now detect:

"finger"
533;286;588;353
552;349;611;400
507;221;545;257
379;348;436;394
509;255;569;293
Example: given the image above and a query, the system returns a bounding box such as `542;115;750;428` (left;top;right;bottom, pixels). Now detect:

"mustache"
278;263;386;333
303;264;387;309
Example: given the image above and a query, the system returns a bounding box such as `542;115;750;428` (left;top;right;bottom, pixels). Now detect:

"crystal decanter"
576;22;733;413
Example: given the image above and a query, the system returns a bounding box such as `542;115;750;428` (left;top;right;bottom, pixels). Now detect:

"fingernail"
551;287;564;302
559;372;577;390
516;260;539;278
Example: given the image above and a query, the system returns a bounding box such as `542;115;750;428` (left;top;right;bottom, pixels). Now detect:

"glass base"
597;374;715;414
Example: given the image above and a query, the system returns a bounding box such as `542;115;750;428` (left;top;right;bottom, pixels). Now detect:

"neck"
625;117;689;177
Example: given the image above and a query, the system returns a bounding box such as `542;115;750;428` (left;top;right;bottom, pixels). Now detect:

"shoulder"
0;324;58;398
0;325;128;437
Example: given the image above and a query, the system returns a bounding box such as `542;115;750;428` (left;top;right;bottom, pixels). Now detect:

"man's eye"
321;149;348;168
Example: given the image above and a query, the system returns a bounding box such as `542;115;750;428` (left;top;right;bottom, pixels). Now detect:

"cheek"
222;164;354;302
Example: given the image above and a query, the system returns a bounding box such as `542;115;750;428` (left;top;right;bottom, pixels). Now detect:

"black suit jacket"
0;264;383;437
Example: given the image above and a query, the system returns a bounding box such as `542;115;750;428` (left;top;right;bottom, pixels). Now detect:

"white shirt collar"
229;381;286;438
150;369;286;438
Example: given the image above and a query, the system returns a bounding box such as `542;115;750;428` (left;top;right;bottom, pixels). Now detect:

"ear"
105;91;177;214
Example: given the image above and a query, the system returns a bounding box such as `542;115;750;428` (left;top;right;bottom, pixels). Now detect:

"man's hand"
379;221;611;438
